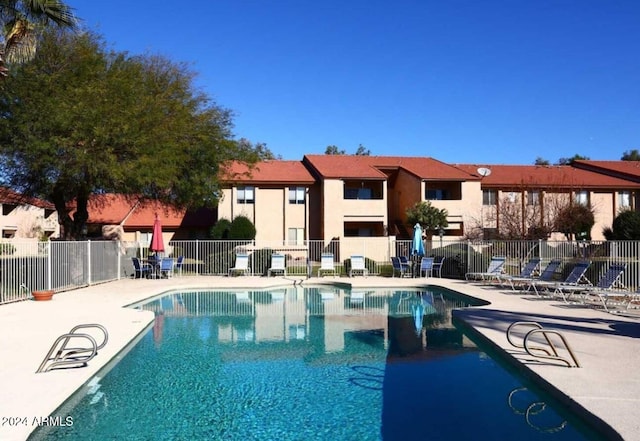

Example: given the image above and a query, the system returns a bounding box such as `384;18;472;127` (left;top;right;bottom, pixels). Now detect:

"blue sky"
65;0;640;164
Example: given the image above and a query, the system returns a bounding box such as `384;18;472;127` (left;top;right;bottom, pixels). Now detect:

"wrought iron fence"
1;238;639;304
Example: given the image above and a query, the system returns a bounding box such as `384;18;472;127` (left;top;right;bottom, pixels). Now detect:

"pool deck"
1;275;640;440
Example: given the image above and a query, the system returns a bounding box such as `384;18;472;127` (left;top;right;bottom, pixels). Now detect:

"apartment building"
220;157;640;243
453;163;640;240
301;155;481;241
218;160;315;244
0;187;58;240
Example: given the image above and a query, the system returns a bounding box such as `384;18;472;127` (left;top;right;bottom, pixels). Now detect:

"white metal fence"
1;238;639;304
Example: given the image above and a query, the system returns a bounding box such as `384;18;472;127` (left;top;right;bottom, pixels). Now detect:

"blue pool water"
31;286;604;440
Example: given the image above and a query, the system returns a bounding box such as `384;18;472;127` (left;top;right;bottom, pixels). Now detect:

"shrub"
210;218;231;239
229;216;256;240
0;243;16;255
606;210;640;240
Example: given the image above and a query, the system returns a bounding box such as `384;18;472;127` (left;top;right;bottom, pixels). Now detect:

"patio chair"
317;253;338;277
568;263;627;306
173;255;184;277
228;253;250;277
419;257;435;278
132;257;152;279
349;255;369;277
268;253;287;277
391;257;411;278
465;256;506;282
530;260;591;297
507;259;561;292
432;256;445;278
159;258;174;278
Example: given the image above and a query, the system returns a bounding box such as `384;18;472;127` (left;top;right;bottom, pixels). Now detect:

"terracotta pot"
32;290;54;301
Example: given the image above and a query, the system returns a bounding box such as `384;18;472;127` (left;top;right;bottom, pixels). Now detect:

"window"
426;189;449;200
343;181;383;199
575;190;588;206
289;187;305;204
506;192;517;203
527;191;540;206
237;186;255;204
618;191;631;209
288;228;304;245
483;190;497;206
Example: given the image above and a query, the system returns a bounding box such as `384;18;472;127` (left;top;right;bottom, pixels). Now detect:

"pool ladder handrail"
506;321;580;368
36;324;109;373
507;387;567;433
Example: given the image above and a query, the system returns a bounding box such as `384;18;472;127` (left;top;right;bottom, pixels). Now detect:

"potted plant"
32;290;54;301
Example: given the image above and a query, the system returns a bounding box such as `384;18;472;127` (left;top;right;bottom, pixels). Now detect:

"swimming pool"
31;286;605;440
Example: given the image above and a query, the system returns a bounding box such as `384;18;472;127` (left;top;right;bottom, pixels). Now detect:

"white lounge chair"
228;253;250;277
268;253;287;277
317;253;337;277
349;255;369;277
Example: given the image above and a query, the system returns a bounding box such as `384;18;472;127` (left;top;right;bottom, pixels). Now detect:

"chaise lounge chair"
507;259;561;292
498;257;541;290
465;256;506;282
568;263;627;307
529;260;591;297
228;253;250;277
349;255;369;277
317;253;338;277
268;253;287;277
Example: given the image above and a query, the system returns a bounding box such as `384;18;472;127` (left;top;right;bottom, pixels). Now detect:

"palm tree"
0;0;77;76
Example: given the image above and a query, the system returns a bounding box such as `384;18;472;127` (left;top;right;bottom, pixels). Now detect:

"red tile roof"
572;160;640;182
221;160;315;184
79;194;215;229
454;164;640;189
303;155;477;180
0;187;54;209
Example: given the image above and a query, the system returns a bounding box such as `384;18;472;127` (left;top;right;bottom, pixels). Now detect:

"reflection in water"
139;287;475;356
34;286;596;441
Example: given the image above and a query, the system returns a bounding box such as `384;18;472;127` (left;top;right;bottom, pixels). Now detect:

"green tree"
603;210;640;240
554;204;595;241
0;29;260;239
0;0;76;75
355;144;370;155
325;145;345;155
621;149;640;161
405;201;448;238
534;157;550;166
557;154;589;165
228;215;256;240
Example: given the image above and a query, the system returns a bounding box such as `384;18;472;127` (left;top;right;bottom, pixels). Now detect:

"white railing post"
195;240;199;275
117;241;122;280
46;240;52;290
87;240;92;285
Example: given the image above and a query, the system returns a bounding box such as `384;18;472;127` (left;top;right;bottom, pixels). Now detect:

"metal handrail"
36;324;108;373
506;321;580;367
506;321;552;356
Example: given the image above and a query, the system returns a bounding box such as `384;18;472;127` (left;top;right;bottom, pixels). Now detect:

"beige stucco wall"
218;186;308;242
0;204;59;239
322;179;387;241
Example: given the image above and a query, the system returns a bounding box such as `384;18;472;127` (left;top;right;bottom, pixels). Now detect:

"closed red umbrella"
150;214;165;254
